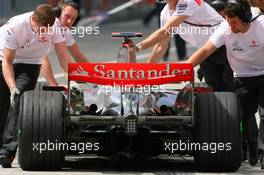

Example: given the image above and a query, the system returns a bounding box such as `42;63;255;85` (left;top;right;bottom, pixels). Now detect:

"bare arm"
54;42;73;73
139;15;188;50
67;43;89;63
41;42;88;86
2;47;16;92
186;40;217;66
41;56;59;86
147;37;170;63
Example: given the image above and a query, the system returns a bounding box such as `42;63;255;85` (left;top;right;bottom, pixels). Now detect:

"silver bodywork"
70;82;184;117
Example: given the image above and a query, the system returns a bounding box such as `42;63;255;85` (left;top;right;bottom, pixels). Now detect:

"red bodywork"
68;63;194;86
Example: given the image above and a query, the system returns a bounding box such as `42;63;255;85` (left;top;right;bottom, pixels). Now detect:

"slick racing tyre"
184;82;211;88
35;81;48;91
18;90;66;170
194;92;241;172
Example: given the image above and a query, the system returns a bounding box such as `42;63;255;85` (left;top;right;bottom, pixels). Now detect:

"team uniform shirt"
0;12;65;65
210;16;264;77
53;19;75;47
160;0;224;48
65;30;75;47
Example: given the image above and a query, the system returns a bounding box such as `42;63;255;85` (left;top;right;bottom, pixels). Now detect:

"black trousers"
0;63;10;148
234;75;264;152
0;61;40;156
200;46;234;92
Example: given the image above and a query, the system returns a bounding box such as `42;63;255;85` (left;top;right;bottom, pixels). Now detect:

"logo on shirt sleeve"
5;28;15;44
177;2;188;14
5;39;11;44
7;30;12;36
6;27;15;36
250;40;259;48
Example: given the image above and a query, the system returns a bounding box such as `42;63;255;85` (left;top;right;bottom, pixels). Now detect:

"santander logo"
69;63;194;86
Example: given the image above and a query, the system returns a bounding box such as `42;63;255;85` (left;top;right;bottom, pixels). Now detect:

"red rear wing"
68;63;194;86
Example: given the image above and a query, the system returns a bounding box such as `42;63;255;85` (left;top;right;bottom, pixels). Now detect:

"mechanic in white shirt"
186;0;264;169
134;0;234;92
0;4;71;168
249;0;264;169
41;0;89;86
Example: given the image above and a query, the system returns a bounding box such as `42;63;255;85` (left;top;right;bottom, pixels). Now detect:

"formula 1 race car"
17;33;241;172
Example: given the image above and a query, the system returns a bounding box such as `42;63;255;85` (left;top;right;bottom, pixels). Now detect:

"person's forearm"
41;57;58;86
71;49;88;62
54;42;73;73
139;15;188;51
2;48;16;92
148;41;169;63
75;55;88;63
187;42;216;66
68;44;89;63
73;52;88;63
187;48;210;66
140;28;169;50
2;60;16;92
59;54;72;73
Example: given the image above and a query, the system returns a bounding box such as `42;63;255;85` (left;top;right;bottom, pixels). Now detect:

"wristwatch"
136;43;143;52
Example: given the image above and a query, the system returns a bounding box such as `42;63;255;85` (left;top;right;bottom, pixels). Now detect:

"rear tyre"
18;90;66;170
195;92;241;172
185;82;211;88
34;81;48;91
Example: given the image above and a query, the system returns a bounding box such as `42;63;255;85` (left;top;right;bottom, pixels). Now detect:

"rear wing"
68;63;194;86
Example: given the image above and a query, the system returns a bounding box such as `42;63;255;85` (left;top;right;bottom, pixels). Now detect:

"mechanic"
134;0;234;92
211;0;249;163
186;0;264;169
238;0;264;163
41;0;90;86
249;0;264;168
0;4;71;168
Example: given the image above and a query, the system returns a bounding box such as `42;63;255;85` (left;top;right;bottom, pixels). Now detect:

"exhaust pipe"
89;104;98;113
160;105;168;114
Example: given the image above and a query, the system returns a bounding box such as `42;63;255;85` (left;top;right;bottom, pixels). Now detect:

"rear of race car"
17;63;242;172
67;63;195;158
